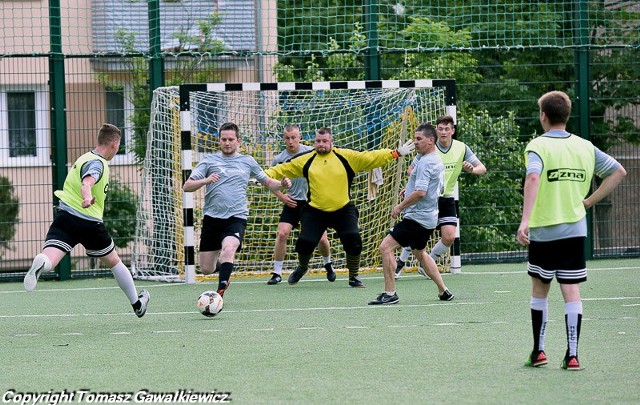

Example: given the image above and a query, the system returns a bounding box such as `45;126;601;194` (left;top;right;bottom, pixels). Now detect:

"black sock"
132;300;141;311
531;308;543;352
218;262;233;291
298;253;312;271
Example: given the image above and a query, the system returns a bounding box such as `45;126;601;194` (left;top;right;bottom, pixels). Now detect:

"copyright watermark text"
2;389;232;405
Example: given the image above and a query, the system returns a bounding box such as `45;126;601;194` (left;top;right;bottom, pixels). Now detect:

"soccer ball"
197;291;224;317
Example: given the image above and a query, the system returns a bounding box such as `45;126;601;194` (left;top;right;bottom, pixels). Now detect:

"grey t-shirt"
404;151;445;229
189;152;268;219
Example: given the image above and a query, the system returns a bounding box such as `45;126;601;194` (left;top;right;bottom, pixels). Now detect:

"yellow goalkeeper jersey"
265;147;395;212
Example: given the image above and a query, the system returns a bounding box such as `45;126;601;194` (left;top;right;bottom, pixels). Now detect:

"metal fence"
1;0;638;280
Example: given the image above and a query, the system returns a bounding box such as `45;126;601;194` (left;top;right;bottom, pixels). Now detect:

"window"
0;86;48;167
105;84;135;165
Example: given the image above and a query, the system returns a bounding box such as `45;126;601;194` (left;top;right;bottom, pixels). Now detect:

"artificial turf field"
1;258;638;404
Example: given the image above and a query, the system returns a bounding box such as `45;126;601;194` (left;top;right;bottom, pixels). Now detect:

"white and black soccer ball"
197;291;224;317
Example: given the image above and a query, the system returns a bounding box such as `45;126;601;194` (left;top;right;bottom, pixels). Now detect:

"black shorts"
43;209;115;257
299;203;359;243
199;215;247;252
389;218;434;250
528;237;587;284
279;200;308;227
437;196;458;228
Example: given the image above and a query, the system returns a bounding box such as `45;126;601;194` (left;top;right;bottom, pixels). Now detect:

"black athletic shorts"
299;202;359;243
278;200;308;227
43;208;115;257
389;218;434;250
200;215;247;252
437;196;458;228
528;237;587;284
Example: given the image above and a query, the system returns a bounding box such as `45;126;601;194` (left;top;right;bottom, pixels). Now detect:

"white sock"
323;256;331;265
385;291;396;296
273;260;284;275
565;301;583;357
111;261;139;304
430;240;449;259
36;253;53;273
399;247;411;262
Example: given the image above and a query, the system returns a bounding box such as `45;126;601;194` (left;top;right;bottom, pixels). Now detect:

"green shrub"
0;176;20;258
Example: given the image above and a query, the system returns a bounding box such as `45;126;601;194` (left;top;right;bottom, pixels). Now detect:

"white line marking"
494;291;511;293
62;332;83;336
203;329;223;332
433;323;460;326
388;325;419;328
1;264;638;294
14;333;39;337
252;328;274;331
298;327;323;330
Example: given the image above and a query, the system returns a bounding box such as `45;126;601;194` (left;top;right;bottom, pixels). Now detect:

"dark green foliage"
0;176;19;257
457;110;525;253
104;180;138;249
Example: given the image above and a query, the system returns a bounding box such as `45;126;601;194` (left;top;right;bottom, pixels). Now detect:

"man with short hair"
369;123;454;305
24;123;150;318
518;91;626;370
265;127;415;288
268;125;334;285
395;114;486;277
183;122;291;297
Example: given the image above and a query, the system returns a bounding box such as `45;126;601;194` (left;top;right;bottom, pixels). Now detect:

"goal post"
132;79;458;282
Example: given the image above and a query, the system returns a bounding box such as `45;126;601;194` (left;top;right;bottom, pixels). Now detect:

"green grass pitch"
1;258;639;404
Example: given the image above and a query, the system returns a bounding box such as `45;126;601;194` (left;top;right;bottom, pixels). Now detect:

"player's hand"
82;196;96;208
206;173;220;184
391;205;402;218
462;161;474;173
392;139;415;158
516;223;529;246
281;177;292;189
399;188;406;199
282;194;297;208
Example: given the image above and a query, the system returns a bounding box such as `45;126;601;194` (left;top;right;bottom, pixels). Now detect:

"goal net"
132;80;456;281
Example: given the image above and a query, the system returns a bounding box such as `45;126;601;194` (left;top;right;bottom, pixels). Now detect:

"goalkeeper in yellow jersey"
265;127;415;288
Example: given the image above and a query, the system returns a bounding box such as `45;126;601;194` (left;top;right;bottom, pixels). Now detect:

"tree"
97;12;226;165
273;19;526;254
0;176;20;258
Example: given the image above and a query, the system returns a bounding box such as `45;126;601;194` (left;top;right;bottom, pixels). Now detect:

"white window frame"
109;83;136;166
0;85;49;167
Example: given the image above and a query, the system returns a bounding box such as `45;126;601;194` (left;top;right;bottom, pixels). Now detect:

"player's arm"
270;189;297;208
80;160;103;208
462;146;487;175
517;152;541;245
391;190;426;218
583;151;626;209
183;173;219;192
462;160;486;175
81;175;97;208
261;176;291;192
264;158;304;180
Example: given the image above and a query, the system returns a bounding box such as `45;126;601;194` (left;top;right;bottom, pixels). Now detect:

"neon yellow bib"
526;135;594;227
437;139;466;196
54;151;110;219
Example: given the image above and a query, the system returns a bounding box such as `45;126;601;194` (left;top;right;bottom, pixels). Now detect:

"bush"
104;180;138;249
0;176;20;258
